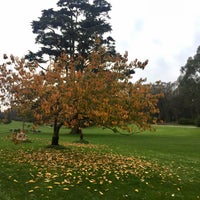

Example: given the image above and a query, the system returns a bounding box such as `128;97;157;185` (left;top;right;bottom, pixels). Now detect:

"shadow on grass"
46;144;69;150
72;139;89;144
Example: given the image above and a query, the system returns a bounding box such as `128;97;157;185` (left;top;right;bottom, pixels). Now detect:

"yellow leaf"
28;190;34;193
99;191;104;195
89;179;96;183
134;189;139;192
47;186;53;189
45;172;51;176
63;187;69;191
27;179;35;183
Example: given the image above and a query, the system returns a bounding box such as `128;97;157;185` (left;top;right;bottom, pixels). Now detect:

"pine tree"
26;0;115;65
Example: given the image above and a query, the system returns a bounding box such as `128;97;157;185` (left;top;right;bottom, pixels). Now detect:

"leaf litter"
0;143;181;197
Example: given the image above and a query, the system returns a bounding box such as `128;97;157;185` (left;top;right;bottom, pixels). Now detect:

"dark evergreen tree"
26;0;115;66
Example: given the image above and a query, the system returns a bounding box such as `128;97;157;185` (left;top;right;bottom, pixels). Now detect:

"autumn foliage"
0;47;162;145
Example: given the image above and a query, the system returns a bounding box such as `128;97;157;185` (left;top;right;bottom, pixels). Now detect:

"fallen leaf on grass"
134;189;139;192
26;179;35;183
99;191;104;195
54;182;60;185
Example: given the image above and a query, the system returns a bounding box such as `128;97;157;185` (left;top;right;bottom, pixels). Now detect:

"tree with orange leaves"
1;47;162;145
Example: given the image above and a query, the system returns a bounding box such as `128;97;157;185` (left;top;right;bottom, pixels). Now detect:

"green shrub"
178;118;194;125
195;115;200;127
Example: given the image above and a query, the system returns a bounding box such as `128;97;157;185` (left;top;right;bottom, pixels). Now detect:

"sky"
1;0;200;83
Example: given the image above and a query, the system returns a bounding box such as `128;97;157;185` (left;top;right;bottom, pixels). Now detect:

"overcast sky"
1;0;200;83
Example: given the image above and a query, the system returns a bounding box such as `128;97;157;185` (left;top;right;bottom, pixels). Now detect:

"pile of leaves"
12;131;31;144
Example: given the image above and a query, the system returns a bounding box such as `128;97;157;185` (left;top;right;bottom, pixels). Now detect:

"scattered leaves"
0;145;182;197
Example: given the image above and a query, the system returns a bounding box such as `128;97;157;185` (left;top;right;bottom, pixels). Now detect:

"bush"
1;118;12;124
178;118;194;125
195;115;200;127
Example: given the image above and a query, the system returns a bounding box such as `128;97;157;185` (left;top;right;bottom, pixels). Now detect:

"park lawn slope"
0;121;199;199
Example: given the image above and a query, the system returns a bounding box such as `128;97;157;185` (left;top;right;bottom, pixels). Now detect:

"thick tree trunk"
69;125;80;134
79;128;83;141
69;124;84;141
51;118;63;145
51;134;59;145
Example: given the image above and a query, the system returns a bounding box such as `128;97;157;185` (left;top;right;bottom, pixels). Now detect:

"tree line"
153;46;200;126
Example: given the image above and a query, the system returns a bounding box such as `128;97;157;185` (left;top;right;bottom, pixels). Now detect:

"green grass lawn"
0;121;199;200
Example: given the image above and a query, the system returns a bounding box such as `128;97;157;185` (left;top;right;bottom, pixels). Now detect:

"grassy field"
0;121;199;200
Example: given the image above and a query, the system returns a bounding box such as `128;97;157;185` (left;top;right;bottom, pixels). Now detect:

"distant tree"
0;109;12;124
2;47;161;146
151;81;179;123
26;0;115;65
152;46;200;124
177;46;200;119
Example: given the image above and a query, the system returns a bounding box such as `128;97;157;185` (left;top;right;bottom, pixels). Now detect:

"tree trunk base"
69;126;81;134
51;135;59;145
